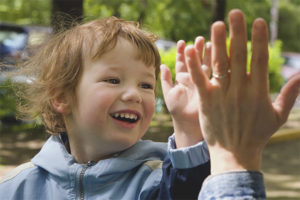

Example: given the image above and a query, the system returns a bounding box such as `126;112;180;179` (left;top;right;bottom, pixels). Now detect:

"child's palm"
161;69;199;123
160;39;211;147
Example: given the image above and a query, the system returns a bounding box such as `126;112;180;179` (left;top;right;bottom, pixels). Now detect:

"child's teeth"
113;113;138;120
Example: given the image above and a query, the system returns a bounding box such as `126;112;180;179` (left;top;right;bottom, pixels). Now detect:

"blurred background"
0;0;299;199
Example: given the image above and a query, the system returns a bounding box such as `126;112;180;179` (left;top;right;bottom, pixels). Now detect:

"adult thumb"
273;73;300;124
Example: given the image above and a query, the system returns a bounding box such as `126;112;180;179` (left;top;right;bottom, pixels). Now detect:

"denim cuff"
167;134;210;169
199;171;266;200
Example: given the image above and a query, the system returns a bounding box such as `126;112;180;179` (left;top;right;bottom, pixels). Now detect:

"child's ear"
51;95;71;114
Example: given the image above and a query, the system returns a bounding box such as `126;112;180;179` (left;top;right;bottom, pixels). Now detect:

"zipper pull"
87;161;96;167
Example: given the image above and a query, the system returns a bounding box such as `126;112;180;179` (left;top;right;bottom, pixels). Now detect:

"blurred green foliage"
278;0;300;52
0;0;50;25
0;0;299;51
84;0;214;41
0;81;17;119
268;41;285;91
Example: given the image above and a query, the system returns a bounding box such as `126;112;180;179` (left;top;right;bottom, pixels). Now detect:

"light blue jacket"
0;135;210;199
0;135;266;199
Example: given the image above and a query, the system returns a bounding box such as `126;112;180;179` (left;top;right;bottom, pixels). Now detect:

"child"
0;16;210;199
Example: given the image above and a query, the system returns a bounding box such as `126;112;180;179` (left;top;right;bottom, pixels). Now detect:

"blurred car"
0;23;51;84
0;23;51;61
281;52;300;80
0;23;29;64
155;39;176;51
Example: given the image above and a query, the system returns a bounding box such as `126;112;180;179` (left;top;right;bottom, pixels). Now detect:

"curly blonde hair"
17;17;161;135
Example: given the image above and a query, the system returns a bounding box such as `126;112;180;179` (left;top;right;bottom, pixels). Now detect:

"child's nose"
121;87;142;104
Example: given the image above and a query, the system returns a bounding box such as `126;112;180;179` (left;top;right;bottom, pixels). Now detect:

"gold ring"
212;72;228;79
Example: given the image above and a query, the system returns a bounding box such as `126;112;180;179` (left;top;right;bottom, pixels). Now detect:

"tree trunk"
51;0;83;33
112;6;121;18
138;0;148;26
213;0;226;22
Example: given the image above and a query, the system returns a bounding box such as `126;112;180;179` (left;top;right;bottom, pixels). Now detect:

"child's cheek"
79;92;111;125
146;96;156;119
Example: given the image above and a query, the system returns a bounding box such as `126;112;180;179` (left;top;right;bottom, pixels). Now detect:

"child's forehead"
84;37;149;65
82;39;156;78
83;37;133;61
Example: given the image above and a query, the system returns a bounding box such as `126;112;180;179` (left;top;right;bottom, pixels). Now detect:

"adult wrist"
209;147;262;175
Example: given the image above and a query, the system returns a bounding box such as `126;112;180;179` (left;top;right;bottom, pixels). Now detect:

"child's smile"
64;38;156;162
110;109;141;129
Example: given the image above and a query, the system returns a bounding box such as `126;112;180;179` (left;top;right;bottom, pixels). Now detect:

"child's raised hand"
160;38;211;148
185;9;300;174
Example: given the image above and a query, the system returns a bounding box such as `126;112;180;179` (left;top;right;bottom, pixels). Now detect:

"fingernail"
196;36;204;43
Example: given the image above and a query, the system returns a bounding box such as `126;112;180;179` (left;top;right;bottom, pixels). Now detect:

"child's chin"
110;137;139;151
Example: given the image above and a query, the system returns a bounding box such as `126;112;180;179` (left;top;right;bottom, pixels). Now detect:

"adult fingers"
195;36;205;64
185;45;209;95
175;40;187;73
273;73;300;124
250;18;269;93
195;36;211;77
211;21;229;83
202;42;212;77
160;64;173;97
229;10;247;84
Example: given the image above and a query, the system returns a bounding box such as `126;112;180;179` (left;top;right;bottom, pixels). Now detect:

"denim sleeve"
155;135;211;200
167;135;210;169
198;171;266;200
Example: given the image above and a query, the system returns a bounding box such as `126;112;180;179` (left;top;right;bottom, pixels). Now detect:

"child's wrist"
174;133;204;148
172;118;203;148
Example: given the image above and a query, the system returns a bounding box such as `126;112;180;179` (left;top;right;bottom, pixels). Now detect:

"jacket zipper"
78;161;95;200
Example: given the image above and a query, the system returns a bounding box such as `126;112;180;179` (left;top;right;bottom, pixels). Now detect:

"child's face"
66;38;156;157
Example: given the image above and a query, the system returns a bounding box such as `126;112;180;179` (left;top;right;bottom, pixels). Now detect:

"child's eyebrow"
94;64;156;80
142;71;156;80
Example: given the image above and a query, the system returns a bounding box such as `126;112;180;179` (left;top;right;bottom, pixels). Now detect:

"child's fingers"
160;64;173;96
250;18;269;93
175;40;187;73
176;72;193;87
229;10;247;84
185;45;209;95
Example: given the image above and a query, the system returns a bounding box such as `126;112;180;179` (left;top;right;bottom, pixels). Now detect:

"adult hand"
160;38;211;148
185;9;300;174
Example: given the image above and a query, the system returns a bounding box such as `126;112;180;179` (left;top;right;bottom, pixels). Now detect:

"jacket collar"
31;135;167;179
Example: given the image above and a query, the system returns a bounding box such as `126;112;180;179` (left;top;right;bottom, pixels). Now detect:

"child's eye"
140;83;153;89
103;78;120;84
